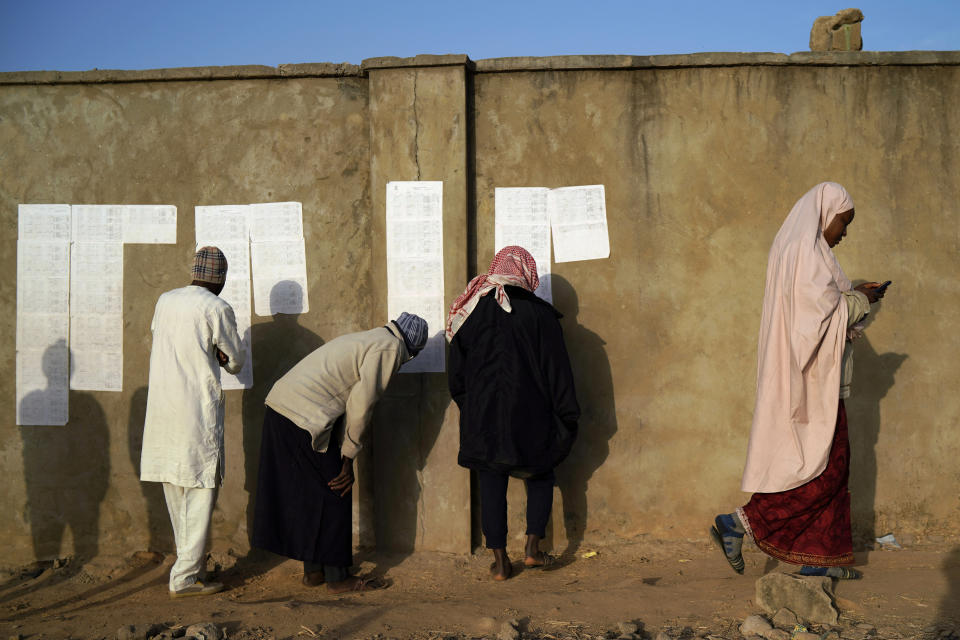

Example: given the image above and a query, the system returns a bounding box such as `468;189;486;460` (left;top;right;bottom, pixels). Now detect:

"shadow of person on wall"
240;281;322;568
549;275;618;557
127;386;174;555
844;299;908;551
937;545;960;632
366;342;449;579
19;340;110;571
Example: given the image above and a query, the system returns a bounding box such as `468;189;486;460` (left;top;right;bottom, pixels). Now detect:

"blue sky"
1;0;957;72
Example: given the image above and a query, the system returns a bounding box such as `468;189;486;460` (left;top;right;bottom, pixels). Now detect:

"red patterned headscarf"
445;245;539;341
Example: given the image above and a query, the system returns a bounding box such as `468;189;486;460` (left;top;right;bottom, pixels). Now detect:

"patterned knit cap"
393;312;429;355
192;246;228;285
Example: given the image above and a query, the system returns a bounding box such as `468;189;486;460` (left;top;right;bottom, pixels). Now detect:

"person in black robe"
446;246;580;581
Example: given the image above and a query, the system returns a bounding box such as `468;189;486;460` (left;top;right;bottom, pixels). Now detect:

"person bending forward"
253;313;428;593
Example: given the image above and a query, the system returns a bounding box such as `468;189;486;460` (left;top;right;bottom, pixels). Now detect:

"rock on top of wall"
810;8;864;51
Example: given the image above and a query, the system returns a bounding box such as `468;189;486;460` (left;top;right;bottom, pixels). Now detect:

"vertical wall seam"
413;71;421;180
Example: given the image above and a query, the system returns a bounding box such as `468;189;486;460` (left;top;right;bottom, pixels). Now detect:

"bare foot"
523;551;555;568
302;570;325;586
524;534;553;567
490;548;512;581
326;575;386;593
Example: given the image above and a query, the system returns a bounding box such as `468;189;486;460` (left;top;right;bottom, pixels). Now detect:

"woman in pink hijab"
711;183;887;579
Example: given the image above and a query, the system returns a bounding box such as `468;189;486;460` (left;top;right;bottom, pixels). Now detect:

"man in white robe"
140;246;245;598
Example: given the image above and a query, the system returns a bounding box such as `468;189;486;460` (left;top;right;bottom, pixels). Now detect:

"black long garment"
449;285;580;477
252;407;352;567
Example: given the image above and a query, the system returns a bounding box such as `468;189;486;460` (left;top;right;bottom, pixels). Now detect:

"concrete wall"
0;66;375;564
1;51;957;566
471;55;960;550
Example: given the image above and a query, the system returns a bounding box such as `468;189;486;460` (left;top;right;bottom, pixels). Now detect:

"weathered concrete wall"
1;51;958;566
0;67;374;564
472;57;960;549
366;56;471;554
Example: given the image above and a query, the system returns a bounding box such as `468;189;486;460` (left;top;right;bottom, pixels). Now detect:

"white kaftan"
140;285;244;488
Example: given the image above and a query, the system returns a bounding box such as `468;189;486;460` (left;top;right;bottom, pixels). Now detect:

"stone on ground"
756;572;838;625
618;622;639;635
476;617;498;633
183;623;223;640
772;608;800;629
116;623;161;640
498;620;520;640
741;614;773;637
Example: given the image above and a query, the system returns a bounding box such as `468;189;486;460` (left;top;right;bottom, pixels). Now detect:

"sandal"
798;566;862;580
328;575;387;593
710;516;745;575
351;576;387;591
523;552;556;569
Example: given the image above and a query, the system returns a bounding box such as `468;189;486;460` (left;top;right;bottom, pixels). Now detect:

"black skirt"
252;407;352;567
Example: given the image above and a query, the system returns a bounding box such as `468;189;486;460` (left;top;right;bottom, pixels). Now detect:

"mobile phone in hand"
875;280;892;294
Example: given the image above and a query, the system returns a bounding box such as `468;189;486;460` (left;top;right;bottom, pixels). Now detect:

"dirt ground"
1;540;958;640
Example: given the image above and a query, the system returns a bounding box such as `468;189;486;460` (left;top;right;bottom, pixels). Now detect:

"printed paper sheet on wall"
16;205;71;425
494;187;553;303
16;202;178;424
386;181;445;373
69;206;125;391
249;202;309;316
548;185;610;263
196;205;253;389
69;240;124;391
122;205;177;244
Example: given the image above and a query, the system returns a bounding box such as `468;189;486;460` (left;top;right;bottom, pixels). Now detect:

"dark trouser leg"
478;469;509;549
524;471;555;538
323;565;350;583
304;561;349;585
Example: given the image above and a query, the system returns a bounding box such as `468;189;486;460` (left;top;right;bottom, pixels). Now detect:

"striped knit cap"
394;312;429;355
192;246;228;285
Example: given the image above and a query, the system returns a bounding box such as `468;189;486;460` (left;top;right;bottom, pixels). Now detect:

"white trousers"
162;483;217;591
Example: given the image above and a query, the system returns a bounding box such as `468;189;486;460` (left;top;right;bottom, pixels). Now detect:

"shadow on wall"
19;341;110;566
241;281;323;554
845;300;908;550
549;275;618;556
939;546;960;629
369;340;449;576
128;386;174;554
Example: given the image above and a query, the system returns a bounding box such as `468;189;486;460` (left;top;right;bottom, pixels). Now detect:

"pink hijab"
741;183;854;493
445;246;539;340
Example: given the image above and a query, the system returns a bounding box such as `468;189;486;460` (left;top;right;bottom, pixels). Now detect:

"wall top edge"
361;54;472;70
0;62;364;85
472;50;960;72
3;51;958;85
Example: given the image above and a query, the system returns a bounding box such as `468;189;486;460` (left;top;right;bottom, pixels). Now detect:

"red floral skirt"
738;400;854;567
